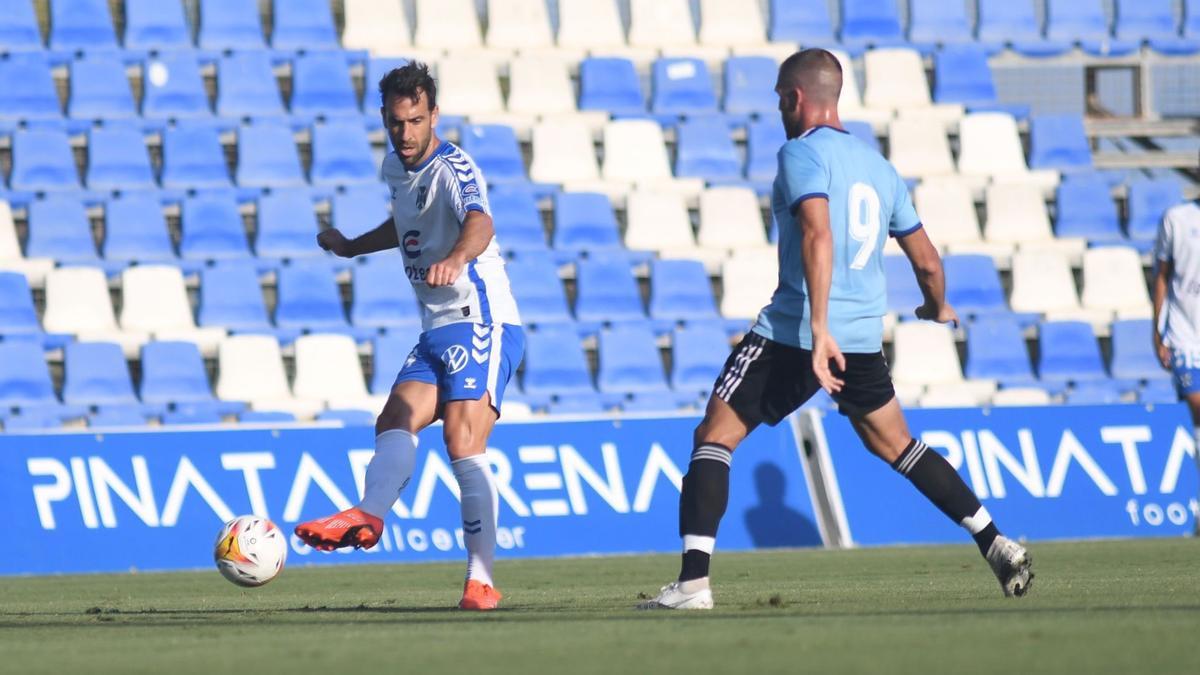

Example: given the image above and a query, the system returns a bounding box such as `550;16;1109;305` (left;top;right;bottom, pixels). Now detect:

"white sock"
452;454;498;587
358;429;418;518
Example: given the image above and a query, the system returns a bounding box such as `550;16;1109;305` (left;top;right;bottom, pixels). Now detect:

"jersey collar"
403;139;450;173
801;124;850;138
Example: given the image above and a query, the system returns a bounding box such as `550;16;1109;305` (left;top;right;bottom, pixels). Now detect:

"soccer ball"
213;515;288;587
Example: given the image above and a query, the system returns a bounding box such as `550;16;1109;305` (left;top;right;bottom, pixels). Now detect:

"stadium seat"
908;0;973;51
1126;178;1183;243
139;341;222;407
331;184;390;238
180;192;252;260
198;261;273;332
274;260;350;333
0;0;42;51
0;200;55;285
891;322;964;388
436;56;504;118
161;408;223;425
0;341;61;411
840;0;905;51
1139;379;1178;404
0;52;60;125
1054;175;1123;243
671;322;728;394
768;0;835;44
625;191;705;259
370;327;423;395
27;195;98;263
553;192;621;252
487;0;554;50
1111;319;1171;382
575;256;646;323
884;255;923;318
88;408;150;427
863;48;960;123
579;57;646;117
120;265;225;354
523;323;595;396
720;250;778;320
241;410;299;423
698;187;768;251
943;255;1009;317
1115;0;1200;55
310;121;376;185
675;117;741;183
69;55;136;120
991;387;1052;406
529;119;602;187
933;44;1029;118
745;118;786;185
217;50;286;119
723;56;778;116
414;0;483;49
198;0;266;50
293;334;382;413
983;182;1069;251
887;118;955;179
829;49;892;131
1030;114;1093;172
1081;246;1152;318
598;323;670;394
652;57;718;119
913;179;989;252
290;51;358;118
237;122;305;187
1045;0;1138;56
103;192;176;264
976;0;1072;56
1065;382;1125;405
960;113;1059;191
1038;321;1108;383
87;125;155;191
505;252;571;324
124;0;191;50
649;259;719;322
698;0;768;48
318;408;377;425
629;0;699;51
601;120;673;186
965;316;1036;385
1009;250;1083;316
215;334;322;418
62;341;138;408
49;0;118;52
507;58;577;118
919;384;989;408
556;0;628;53
350;257;423;328
42;266;146;354
459;124;525;184
161;124;232;189
256;189;320;259
10;129;80;192
488;186;547;251
142;52;210;118
342;0;411;54
362;56;411;112
271;0;338;50
0;272;40;338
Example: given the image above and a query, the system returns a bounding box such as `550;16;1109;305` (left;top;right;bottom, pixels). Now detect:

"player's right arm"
316;217;399;258
799;197;846;394
897;228;958;328
1152;211;1175;369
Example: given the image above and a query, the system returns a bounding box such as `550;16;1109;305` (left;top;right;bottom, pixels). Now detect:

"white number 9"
847;182;881;270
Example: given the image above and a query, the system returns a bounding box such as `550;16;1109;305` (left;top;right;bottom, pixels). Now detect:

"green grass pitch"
1;539;1197;675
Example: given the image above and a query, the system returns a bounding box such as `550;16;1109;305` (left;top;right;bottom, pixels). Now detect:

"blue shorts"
1171;348;1200;396
394;323;525;413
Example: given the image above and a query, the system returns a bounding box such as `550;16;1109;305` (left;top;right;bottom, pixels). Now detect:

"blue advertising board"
809;404;1200;546
0;415;822;576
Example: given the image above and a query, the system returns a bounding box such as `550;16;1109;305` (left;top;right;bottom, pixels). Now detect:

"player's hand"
812;331;846;395
316;228;353;257
1155;336;1172;370
427;254;466;287
915;302;959;329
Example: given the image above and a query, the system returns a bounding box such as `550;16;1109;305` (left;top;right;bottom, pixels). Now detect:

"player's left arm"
426;210;494;287
897;228;957;328
798;197;846;394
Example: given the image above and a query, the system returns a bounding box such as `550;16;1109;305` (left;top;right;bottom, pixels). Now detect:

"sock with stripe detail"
678;443;732;582
892;438;1000;556
453;454;499;587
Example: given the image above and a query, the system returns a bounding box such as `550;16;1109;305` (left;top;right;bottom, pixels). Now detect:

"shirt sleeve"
1155;210;1174;263
777;141;830;214
440;148;490;222
888;171;922;238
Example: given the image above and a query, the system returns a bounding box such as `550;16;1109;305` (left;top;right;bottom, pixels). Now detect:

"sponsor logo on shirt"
402;229;422;259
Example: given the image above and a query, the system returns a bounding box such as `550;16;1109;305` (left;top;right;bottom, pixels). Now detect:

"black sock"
892;438;1000;556
678;443;732;582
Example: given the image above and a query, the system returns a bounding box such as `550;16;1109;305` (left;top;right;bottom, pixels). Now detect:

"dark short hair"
378;61;437;110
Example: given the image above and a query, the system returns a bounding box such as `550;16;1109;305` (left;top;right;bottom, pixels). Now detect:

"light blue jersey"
753;125;922;353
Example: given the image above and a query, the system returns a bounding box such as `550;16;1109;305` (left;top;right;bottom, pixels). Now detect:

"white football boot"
985;535;1034;598
636;580;714;610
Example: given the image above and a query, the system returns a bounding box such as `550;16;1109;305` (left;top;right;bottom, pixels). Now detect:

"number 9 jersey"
755;125;922;353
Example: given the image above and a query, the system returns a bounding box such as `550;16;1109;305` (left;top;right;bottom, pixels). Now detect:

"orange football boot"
459;579;502;611
294;507;383;551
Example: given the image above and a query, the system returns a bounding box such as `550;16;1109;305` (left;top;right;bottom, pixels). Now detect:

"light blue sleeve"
778;141;830;214
888;169;922;238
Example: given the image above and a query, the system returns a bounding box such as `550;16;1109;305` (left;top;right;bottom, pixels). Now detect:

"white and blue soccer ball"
213;515;288;587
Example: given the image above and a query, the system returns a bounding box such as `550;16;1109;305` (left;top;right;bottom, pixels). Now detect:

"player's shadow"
743;462;822;548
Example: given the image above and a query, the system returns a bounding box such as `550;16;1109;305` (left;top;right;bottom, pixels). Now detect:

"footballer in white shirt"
1154;192;1200;429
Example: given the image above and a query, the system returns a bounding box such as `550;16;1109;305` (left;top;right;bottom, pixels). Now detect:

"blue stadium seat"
459;124;525;184
1054;174;1123;243
977;0;1072;56
290;51;358;118
1187;0;1200;38
598;323;669;394
745;118;786;185
104;192;176;264
331;184;390;238
1117;0;1200;54
88;408;149;427
622;391;687;413
1065;381;1124;405
0;0;42;51
768;0;835;44
546;393;605;415
649;259;719;323
370;327;423;395
553;192;621;252
161;124;231;189
362;57;411;112
275;260;350;332
309;119;374;184
0;272;41;338
0;341;62;412
87;125;155;191
671;322;727;394
652;57;718;119
198;0;266;50
0;52;59;126
351;257;423;328
237;121;305;187
199;260;272;331
844;120;879;152
271;0;339;50
1045;0;1138;56
723;56;777;116
161;408;223;425
944;255;1009;317
505;251;571;324
965;316;1036;385
142;52;210;118
908;0;972;52
884;255;922;318
675;117;741;183
522;323;595;396
50;0;118;52
10;129;79;192
1029;114;1092;172
318;409;376;425
256;189;320;259
217;50;286;119
575;256;646;323
488;186;547;251
578;58;645;116
124;0;192;50
180;192;252;260
1140;379;1177;404
1126;178;1183;244
1111;319;1171;382
27;195;98;263
840;0;905;52
63;341;141;408
1038;321;1108;384
933;44;1030;118
69;55;136;120
240;410;296;423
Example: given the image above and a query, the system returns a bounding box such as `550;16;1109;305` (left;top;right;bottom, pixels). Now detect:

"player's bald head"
776;48;842;104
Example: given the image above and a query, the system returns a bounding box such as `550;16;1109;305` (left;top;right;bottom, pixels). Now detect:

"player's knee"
693;420;741;453
443;425;480;459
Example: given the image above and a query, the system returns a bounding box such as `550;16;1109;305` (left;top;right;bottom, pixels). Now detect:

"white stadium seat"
984;182;1084;262
888;118;956;180
435;55;504;117
920;382;996;408
863;48;962;127
957;112;1060;194
557;0;626;51
1081;246;1153;319
629;0;728;66
486;0;554;51
698;186;769;252
601;119;672;185
506;58;576;117
916;178;1013;264
1009;250;1082;315
891;322;963;387
43;266;148;356
529;119;600;184
414;0;482;50
626;191;728;269
698;0;768;48
991;387;1052;406
341;0;411;55
119;265;226;356
216;334;323;419
720;250;778;319
293;334;386;414
830;50;892;131
0;200;54;287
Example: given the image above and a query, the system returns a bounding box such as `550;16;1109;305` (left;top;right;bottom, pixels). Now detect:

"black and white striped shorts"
712;332;895;426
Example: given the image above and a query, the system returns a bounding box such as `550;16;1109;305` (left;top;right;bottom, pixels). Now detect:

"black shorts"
712;332;895;426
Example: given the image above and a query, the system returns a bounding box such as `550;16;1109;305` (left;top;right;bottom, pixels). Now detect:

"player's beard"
398;134;432;168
